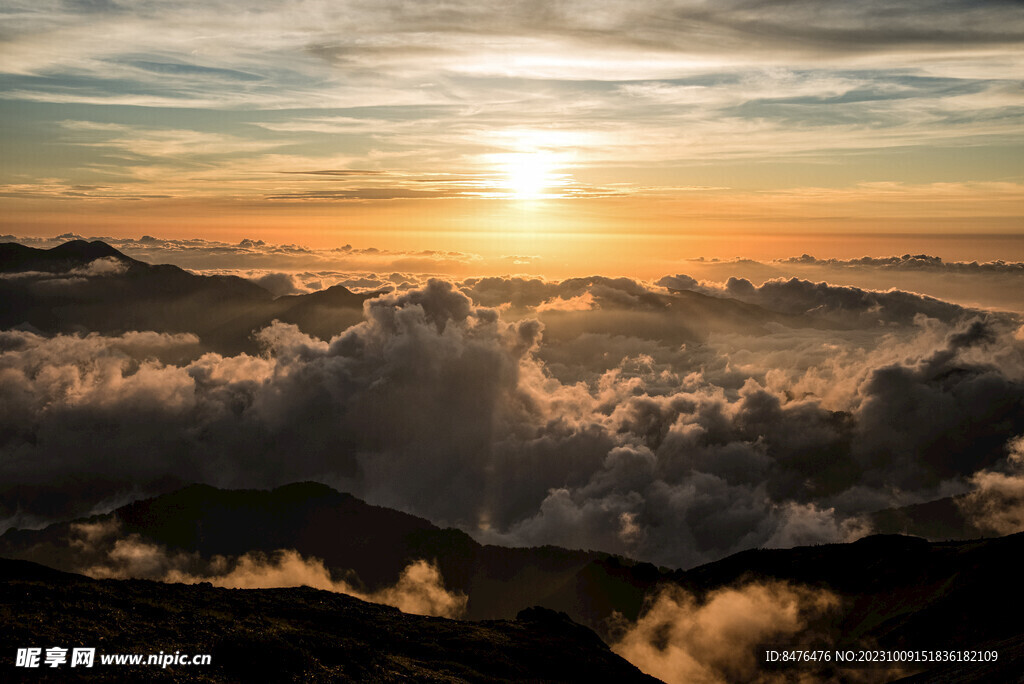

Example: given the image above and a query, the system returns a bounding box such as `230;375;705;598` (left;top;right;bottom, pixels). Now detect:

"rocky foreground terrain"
0;558;657;682
4;484;1024;681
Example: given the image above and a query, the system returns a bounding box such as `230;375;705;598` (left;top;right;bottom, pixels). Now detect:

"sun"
504;152;553;200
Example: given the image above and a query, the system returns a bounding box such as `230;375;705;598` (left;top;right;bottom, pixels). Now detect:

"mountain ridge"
0;240;369;354
0;556;658;682
0;239;831;356
4;482;1024;681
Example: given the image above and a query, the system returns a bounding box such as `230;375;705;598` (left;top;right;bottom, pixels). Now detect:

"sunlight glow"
504;152;554;200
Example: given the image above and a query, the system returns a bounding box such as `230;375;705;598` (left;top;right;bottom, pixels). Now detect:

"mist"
70;519;467;618
611;582;841;684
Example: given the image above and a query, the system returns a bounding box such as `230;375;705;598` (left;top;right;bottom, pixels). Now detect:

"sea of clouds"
3;239;1024;571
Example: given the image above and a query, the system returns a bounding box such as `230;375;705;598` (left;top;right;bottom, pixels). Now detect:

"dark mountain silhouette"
670;533;1024;652
0;558;658;683
4;482;1024;682
269;284;378;342
0;483;657;634
870;495;983;540
0;239;128;270
0;240;372;355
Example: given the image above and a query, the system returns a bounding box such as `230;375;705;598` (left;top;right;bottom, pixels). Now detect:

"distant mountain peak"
0;239;135;274
49;239;128;261
0;240;377;355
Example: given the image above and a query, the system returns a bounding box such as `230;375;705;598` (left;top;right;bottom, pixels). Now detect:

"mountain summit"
0;240;371;354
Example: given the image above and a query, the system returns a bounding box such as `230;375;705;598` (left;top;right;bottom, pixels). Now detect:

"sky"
1;0;1023;274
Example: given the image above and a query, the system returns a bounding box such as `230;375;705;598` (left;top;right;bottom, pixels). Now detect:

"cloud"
6;1;1020;92
1;234;483;276
781;253;1024;276
2;2;1021;217
71;519;466;618
249;272;317;297
0;254;129;287
363;559;469;619
763;503;872;551
958;436;1024;536
69;256;129;277
264;188;474;201
193;554;467;619
658;273;977;326
674;253;1024;315
14;236;1024;318
611;581;839;684
460;276;670;312
2;270;1023;569
536;292;597;312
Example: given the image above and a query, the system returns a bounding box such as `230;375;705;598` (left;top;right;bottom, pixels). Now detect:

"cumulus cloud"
69;256;130;277
364;559;469;618
674;255;1024;316
782;254;1024;276
657;273;976;326
462;276;669;313
536;292;597;312
763;503;872;550
958;436;1024;536
612;582;839;684
249;272;317;297
200;268;417;296
2;270;1023;569
193;554;467;619
71;520;466;618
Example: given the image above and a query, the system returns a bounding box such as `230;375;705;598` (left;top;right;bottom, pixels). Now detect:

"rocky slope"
0;558;657;682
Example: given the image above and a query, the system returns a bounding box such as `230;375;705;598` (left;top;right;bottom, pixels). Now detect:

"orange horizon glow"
1;1;1021;277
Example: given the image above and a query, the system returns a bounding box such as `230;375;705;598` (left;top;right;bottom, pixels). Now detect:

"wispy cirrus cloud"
1;0;1020;218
